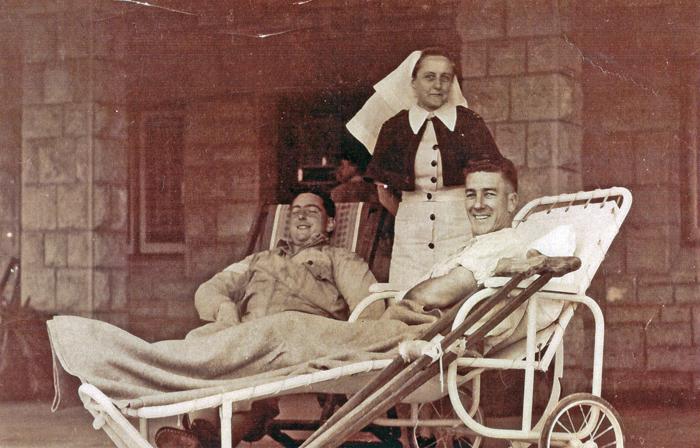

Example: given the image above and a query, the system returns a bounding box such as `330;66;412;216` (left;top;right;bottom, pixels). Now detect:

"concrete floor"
0;399;698;447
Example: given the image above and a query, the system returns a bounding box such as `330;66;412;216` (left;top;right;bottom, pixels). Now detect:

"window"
131;111;186;254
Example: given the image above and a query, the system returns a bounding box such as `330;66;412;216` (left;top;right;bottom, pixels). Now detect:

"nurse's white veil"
346;50;468;154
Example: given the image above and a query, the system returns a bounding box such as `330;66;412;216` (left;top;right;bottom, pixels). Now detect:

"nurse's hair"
411;47;457;79
464;158;518;193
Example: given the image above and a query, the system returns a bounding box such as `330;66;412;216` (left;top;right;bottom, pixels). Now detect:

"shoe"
154;426;203;448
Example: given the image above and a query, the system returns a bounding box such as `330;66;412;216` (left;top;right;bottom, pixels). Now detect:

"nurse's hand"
376;184;399;216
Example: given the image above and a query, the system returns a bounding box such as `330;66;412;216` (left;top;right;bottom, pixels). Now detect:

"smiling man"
167;190;380;448
195;190;379;325
403;157;526;310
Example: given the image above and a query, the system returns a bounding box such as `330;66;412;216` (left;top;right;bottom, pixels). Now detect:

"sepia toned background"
0;0;698;446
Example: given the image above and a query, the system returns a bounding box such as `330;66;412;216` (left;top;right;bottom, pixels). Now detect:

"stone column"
0;17;22;273
19;3;129;325
458;0;583;203
457;0;586;396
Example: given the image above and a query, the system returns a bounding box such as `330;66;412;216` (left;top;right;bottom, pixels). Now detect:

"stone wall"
18;2;129;325
581;48;700;402
456;0;586;397
0;18;22;277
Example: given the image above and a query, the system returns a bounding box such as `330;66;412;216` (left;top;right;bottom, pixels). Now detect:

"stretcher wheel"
406;384;484;448
538;393;624;448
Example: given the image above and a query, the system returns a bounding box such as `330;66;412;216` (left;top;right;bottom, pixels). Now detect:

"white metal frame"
76;187;631;448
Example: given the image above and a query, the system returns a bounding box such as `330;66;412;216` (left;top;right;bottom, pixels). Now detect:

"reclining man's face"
289;193;334;247
465;171;518;236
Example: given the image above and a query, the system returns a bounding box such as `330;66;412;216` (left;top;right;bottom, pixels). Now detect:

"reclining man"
155;189;383;448
402;156;573;351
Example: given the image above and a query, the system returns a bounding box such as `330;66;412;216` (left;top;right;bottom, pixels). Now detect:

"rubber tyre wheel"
538;393;625;448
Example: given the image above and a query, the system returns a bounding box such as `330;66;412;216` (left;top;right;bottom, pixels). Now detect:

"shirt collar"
276;234;329;256
409;103;457;134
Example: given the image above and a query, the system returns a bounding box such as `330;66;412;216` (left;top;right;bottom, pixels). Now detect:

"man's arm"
194;256;252;323
332;249;381;319
403;266;478;310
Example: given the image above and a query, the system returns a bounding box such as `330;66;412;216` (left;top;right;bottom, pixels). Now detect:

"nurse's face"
412;55;454;111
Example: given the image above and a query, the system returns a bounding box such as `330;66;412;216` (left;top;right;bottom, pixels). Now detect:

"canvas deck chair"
304;186;632;448
76;187;631;448
74;201;391;447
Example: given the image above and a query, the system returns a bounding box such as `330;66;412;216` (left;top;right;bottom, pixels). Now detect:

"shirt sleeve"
466;112;502;163
452;230;525;285
194;255;253;322
331;248;382;319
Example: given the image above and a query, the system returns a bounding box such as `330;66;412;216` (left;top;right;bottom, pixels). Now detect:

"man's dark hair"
294;188;336;218
412;46;458;79
464;157;518;192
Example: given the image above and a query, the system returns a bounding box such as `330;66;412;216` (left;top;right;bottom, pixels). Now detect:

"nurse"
347;47;504;289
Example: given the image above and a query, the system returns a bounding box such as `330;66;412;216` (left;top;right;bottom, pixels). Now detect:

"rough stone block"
22;185;56;230
93;185;110;229
633;131;674;185
627;185;678;227
38;138;78;183
93;60;127;102
604;348;644;370
626;238;670;274
21;231;44;266
456;0;505;41
56;15;89;59
675;285;700;304
604;275;636;304
56;268;90;311
637;284;673;304
67;231;91;267
93;269;110;311
22;63;44;105
57;184;88;229
111;269;128;310
64;103;90;136
94;103;127;139
94;138;128;184
22;15;55;63
646;321;692;347
0;185;16;221
185;205;218;240
506;0;562;37
462;78;509;122
22;105;62;138
660;305;692;323
44;232;67;267
694;308;700;345
73;136;90;182
94;232;127;268
43;63;72;104
605;305;659;324
604;325;645;369
488;41;525;75
494;123;526;166
512;74;575;121
598;238;626;275
21;266;55;311
527;121;582;169
647;347;700;372
528;36;582;75
640;372;693;396
217;202;258;239
581;131;635;188
111;187;128;232
460;41;488;77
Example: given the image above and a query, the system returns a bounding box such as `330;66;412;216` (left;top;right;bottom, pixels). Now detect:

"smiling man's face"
464;171;518;236
289;192;334;247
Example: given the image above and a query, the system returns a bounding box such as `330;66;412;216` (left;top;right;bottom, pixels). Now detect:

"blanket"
48;311;429;410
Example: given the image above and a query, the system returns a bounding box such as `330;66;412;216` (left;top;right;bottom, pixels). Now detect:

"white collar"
408;103;457;134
